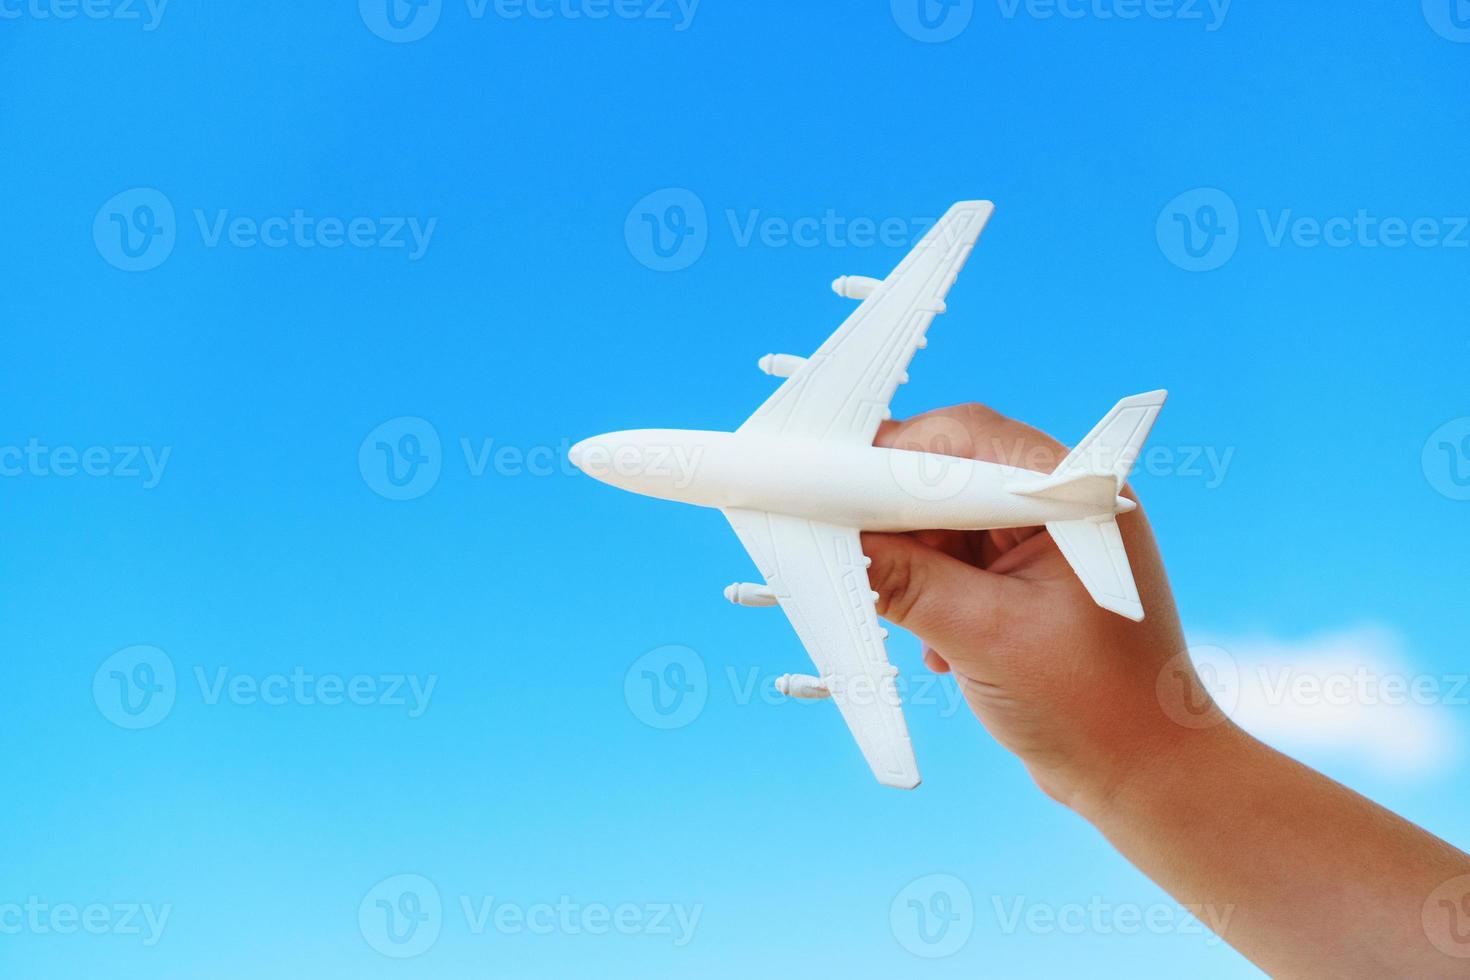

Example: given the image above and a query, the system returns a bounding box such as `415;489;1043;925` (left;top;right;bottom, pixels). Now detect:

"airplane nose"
567;434;624;486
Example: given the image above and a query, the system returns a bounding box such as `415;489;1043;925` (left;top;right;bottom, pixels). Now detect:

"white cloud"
1189;625;1463;778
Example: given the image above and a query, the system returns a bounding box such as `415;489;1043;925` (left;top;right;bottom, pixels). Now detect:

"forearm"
1075;722;1470;978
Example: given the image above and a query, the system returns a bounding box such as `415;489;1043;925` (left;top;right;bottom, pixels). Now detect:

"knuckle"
870;543;925;625
960;401;997;419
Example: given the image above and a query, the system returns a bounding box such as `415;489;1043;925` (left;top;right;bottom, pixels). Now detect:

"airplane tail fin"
1050;389;1168;486
1029;390;1167;622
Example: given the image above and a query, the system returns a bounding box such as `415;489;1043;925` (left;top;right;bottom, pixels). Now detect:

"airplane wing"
722;507;920;789
737;200;994;445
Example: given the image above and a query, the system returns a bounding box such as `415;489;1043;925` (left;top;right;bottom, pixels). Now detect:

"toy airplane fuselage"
570;429;1135;533
572;201;1165;790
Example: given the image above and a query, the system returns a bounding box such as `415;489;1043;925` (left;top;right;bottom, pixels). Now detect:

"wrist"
1067;718;1250;830
1030;635;1246;822
1019;669;1250;825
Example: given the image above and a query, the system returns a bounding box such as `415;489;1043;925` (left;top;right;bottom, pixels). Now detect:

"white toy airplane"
572;200;1165;789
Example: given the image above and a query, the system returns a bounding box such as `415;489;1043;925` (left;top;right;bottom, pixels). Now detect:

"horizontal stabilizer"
1047;517;1144;621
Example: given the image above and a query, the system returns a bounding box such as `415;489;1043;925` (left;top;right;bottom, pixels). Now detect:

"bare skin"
862;402;1470;979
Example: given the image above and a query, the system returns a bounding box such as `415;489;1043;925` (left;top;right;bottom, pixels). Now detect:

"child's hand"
862;401;1203;813
864;401;1470;979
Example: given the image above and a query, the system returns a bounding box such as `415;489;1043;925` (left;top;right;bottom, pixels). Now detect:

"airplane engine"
724;582;777;607
775;673;831;699
757;353;807;379
830;274;883;300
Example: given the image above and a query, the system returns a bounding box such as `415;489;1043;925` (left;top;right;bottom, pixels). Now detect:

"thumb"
861;532;1020;656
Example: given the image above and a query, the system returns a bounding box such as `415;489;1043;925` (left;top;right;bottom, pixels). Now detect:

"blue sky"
2;1;1468;976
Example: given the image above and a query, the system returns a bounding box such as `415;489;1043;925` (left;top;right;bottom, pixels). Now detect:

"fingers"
863;531;1025;657
874;402;1067;472
875;402;1073;563
875;402;1070;557
922;647;951;674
